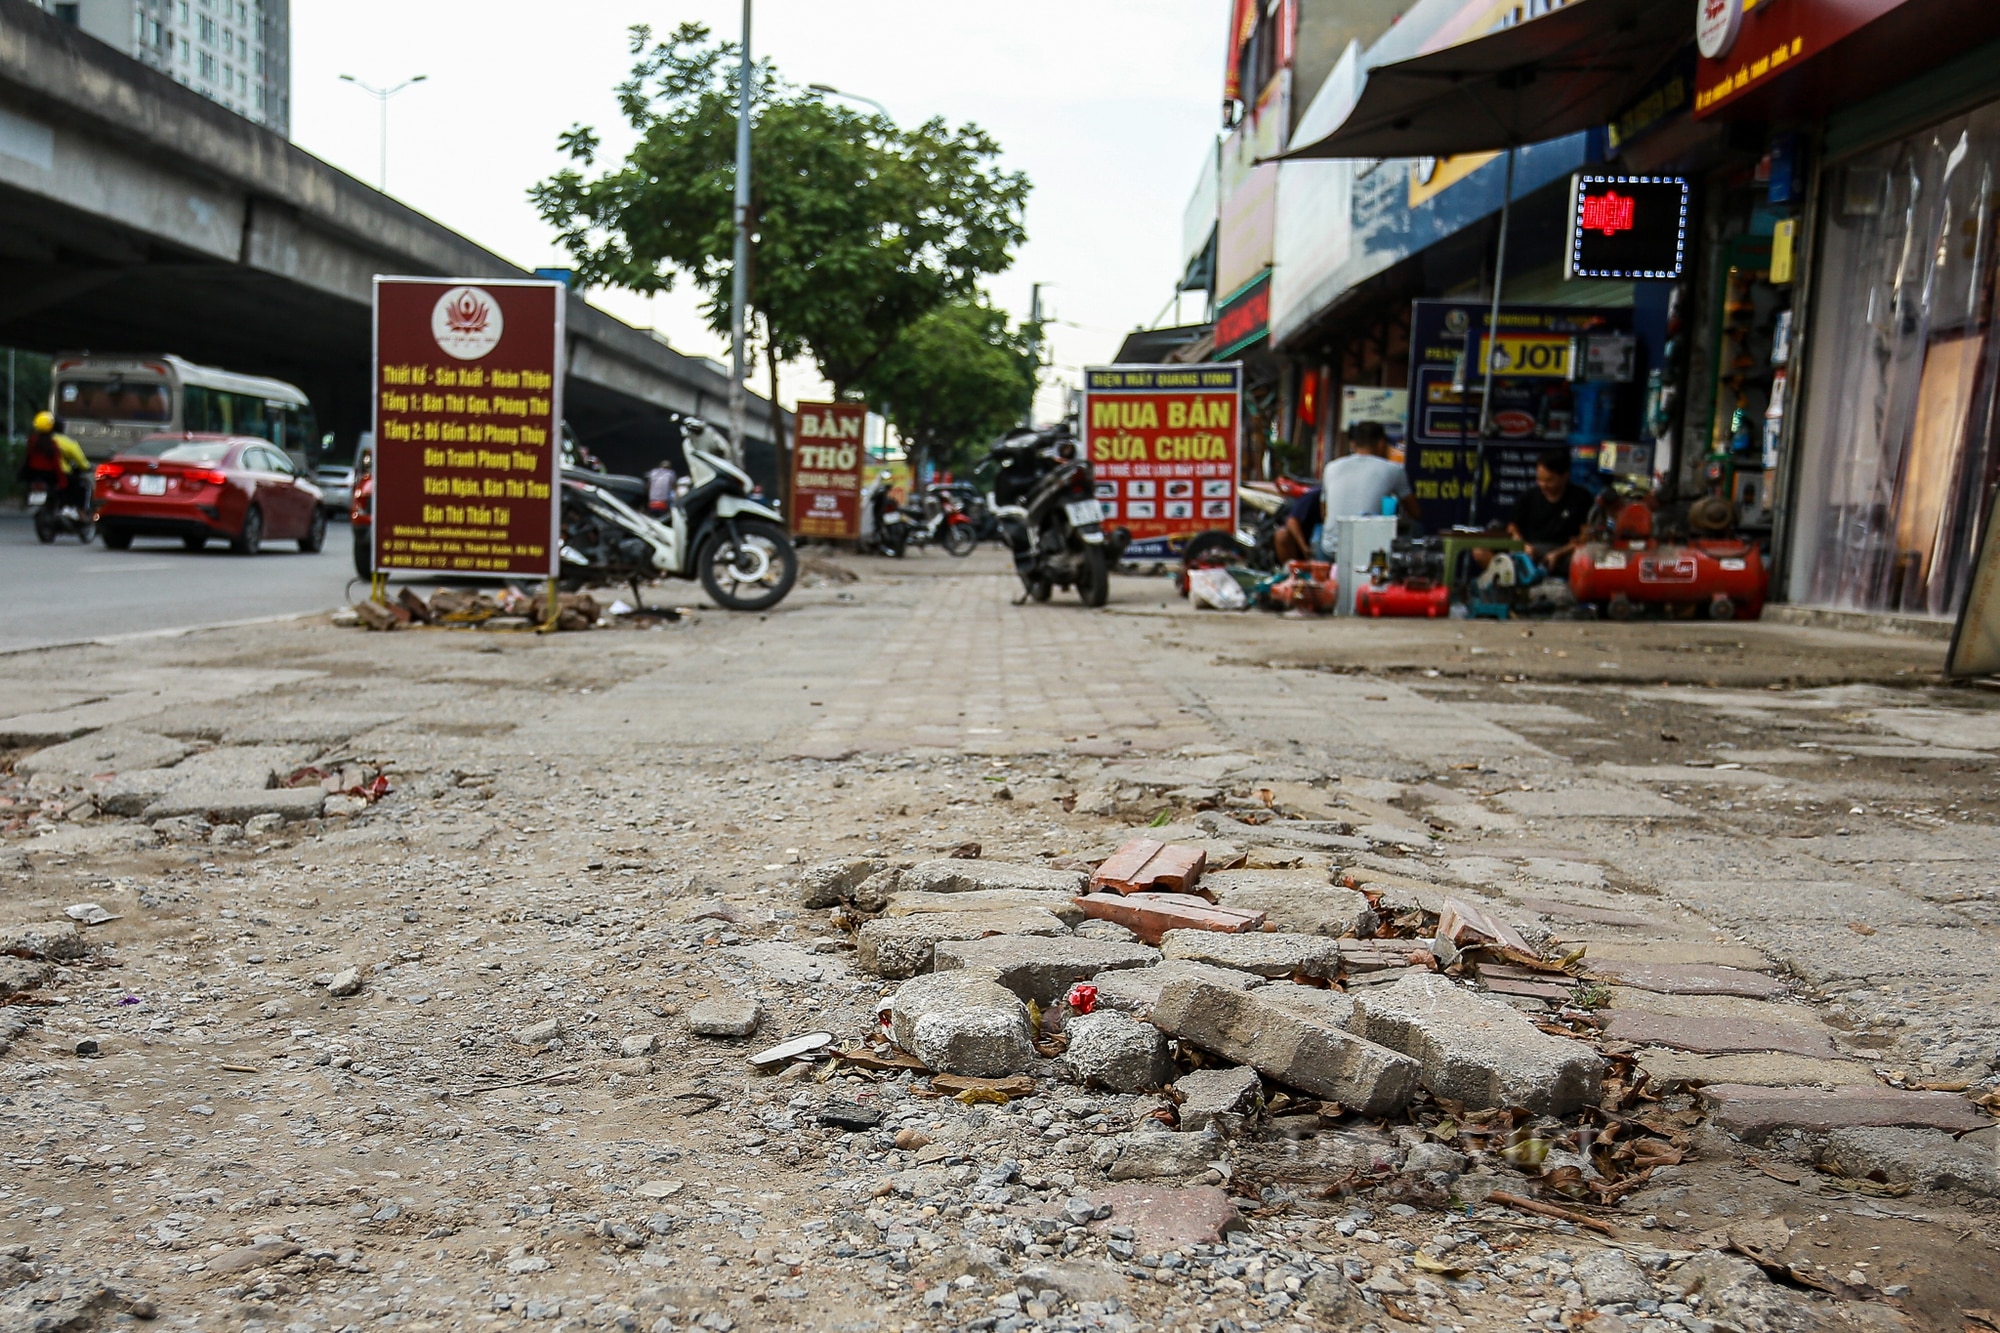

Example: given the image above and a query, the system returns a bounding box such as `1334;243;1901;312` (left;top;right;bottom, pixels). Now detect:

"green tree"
531;23;1030;397
857;300;1038;480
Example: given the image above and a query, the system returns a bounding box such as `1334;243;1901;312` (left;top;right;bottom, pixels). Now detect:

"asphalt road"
0;507;361;654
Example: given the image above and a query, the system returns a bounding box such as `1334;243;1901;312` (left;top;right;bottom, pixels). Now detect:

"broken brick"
1090;837;1208;895
1075;892;1263;944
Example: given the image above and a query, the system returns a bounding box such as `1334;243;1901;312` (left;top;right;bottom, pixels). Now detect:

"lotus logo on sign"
431;286;504;360
1695;0;1742;60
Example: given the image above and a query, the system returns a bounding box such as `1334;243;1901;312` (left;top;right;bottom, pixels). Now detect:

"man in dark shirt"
1508;448;1592;575
1273;484;1322;563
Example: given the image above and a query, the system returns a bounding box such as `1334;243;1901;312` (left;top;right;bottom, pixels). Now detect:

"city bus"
49;354;322;467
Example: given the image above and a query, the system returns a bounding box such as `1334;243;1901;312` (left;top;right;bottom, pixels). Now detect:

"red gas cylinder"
1568;539;1768;620
1354;580;1451;617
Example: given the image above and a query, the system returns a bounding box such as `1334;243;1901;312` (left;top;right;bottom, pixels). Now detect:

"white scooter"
559;421;797;611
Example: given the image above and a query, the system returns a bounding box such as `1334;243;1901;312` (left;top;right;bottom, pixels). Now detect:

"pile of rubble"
0;728;392;847
720;828;1997;1327
340;586;690;632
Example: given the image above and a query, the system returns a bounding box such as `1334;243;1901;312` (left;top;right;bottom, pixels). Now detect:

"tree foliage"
531;24;1031;395
856;301;1038;479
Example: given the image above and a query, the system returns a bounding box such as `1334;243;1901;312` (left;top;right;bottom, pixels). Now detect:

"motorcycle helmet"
32;411;55;433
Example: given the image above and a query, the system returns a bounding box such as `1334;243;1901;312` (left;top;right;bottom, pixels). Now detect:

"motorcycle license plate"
27;489;47;505
1064;500;1101;528
138;475;167;495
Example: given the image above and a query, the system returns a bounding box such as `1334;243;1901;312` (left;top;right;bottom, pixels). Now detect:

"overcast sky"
291;1;1222;420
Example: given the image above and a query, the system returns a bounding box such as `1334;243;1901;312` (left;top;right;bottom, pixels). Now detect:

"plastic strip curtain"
1795;103;2000;616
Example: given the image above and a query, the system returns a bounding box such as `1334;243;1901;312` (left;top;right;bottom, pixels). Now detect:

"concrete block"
1158;930;1340;978
1816;1126;1998;1196
899;859;1088;896
0;921;87;961
1092;1131;1221;1181
1347;971;1604;1114
857;908;1070;979
18;729;192;780
1064;1010;1172;1092
931;934;1157;1004
99;768;178;816
1091;960;1264;1019
1701;1084;1988;1142
687;997;762;1038
1585;960;1788;999
143;786;326;823
797;858;888;909
1602;1010;1841;1058
884;888;1086;927
1150;978;1418;1116
1202;869;1374;937
1172;1065;1261;1132
889;971;1035;1077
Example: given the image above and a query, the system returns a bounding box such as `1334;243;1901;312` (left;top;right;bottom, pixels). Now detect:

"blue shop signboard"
1405;300;1634;529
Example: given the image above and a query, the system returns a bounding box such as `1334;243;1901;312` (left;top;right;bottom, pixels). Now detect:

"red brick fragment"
1090;837;1209;895
1076;891;1261;944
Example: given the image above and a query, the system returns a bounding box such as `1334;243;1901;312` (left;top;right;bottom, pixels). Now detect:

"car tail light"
180;468;228;487
94;462;125;481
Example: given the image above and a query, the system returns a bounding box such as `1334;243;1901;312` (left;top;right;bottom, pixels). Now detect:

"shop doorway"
1790;102;2000;617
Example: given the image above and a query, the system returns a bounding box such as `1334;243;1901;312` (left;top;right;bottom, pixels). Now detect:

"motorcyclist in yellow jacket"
20;411;90;513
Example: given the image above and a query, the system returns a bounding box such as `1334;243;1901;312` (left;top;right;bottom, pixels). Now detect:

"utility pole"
6;348;14;443
337;74;427;192
728;0;753;467
1022;282;1043;428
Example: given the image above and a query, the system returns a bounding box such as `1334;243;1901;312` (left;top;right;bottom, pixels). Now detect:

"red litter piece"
1065;983;1098;1015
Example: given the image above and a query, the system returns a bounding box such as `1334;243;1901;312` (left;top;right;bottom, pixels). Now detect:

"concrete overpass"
0;0;784;477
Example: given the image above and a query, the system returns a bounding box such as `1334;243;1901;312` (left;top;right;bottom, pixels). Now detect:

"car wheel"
231;505;263;555
351;526;372;579
183;534;208;552
298;506;328;553
101;525;133;550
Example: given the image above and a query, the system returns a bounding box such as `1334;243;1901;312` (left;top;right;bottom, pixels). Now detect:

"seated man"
1322;422;1412;521
1509;447;1593;575
1272;484;1321;564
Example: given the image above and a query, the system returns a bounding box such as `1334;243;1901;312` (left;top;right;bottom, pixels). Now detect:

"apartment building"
35;0;290;136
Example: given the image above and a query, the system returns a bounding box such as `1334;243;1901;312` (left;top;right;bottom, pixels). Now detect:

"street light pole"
1023;282;1044;428
807;83;892;121
728;0;753;466
338;73;428;193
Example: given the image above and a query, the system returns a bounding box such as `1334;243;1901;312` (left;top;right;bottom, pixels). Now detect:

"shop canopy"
1278;0;1691;161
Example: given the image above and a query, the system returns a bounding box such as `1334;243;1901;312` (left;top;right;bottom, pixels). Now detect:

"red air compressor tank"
1568;539;1768;620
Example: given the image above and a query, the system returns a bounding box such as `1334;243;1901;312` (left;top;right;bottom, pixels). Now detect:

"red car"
94;433;327;554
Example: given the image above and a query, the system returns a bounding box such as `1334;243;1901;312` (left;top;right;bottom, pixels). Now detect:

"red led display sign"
1565;175;1689;281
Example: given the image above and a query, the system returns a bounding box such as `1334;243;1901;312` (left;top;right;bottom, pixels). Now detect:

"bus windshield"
57;378;173;423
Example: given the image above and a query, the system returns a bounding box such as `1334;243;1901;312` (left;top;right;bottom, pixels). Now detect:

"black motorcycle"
987;427;1129;607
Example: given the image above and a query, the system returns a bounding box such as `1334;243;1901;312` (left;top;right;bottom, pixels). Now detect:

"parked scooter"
987;426;1129;606
558;420;797;611
907;486;980;557
1172;476;1314;595
858;471;912;557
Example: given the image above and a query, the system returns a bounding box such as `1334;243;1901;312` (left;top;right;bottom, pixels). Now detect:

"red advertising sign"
1693;0;1902;117
371;277;563;576
1081;363;1242;560
790;401;867;539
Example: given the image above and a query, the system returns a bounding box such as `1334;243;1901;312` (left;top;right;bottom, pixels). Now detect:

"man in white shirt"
1321;422;1414;522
